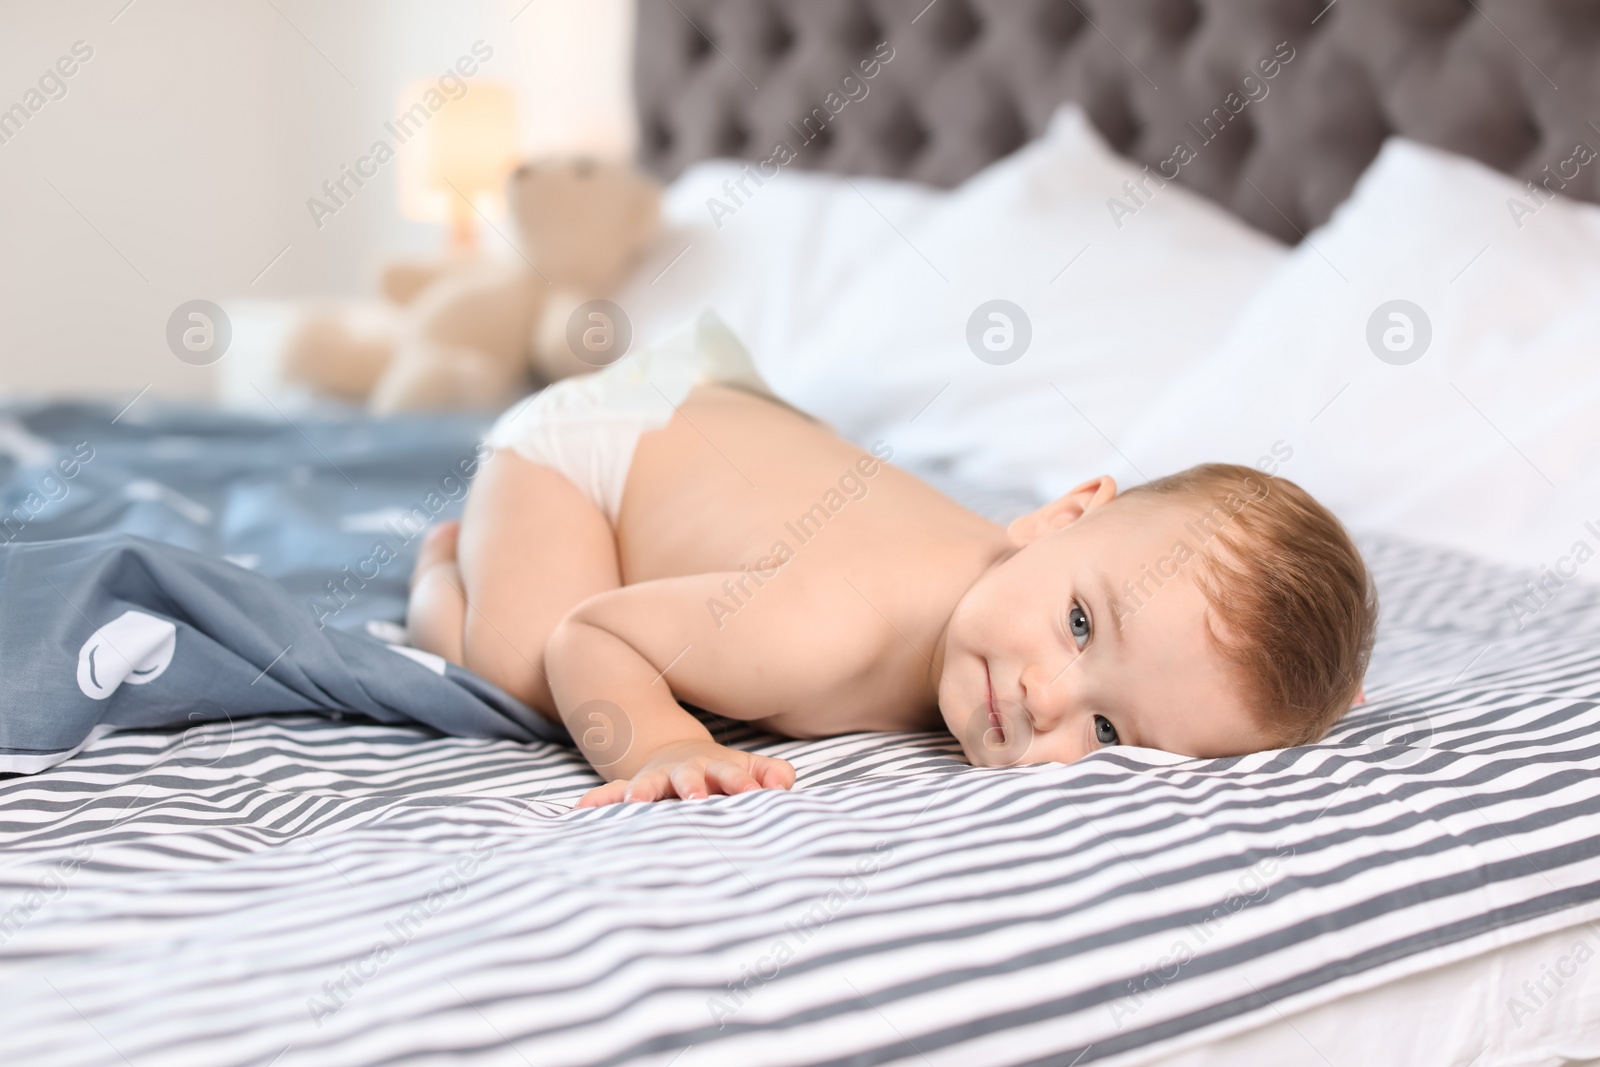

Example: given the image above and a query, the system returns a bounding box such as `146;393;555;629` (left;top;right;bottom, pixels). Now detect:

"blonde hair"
1123;463;1377;746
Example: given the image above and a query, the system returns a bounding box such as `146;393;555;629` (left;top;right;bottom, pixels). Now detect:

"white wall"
0;0;634;402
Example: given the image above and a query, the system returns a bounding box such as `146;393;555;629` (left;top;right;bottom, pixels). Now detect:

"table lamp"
395;79;520;253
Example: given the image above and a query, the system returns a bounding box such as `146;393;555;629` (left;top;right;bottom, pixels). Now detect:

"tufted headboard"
633;0;1600;242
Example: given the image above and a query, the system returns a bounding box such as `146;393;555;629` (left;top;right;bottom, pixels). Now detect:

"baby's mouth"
985;663;1005;744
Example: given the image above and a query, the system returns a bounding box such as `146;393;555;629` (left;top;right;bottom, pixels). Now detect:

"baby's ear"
1007;476;1117;546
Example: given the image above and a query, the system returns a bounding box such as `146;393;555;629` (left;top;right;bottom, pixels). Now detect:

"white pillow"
616;105;1288;501
767;104;1290;495
1118;137;1600;572
612;160;945;376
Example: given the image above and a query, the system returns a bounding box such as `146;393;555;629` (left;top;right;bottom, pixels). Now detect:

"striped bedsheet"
2;533;1598;1066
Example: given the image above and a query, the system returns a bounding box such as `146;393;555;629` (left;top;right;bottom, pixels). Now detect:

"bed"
5;0;1600;1063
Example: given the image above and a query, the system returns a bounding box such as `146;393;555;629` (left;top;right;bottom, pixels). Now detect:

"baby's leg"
451;448;621;718
406;522;468;665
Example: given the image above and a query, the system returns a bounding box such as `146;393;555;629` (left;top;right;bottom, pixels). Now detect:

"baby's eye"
1093;714;1119;746
1067;602;1091;649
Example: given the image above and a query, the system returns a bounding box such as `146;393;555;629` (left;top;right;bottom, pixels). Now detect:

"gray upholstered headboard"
633;0;1600;242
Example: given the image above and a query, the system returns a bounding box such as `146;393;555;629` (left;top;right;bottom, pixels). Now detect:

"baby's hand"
576;740;795;807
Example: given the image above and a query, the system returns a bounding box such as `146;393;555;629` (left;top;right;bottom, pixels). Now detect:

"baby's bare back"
585;384;1007;737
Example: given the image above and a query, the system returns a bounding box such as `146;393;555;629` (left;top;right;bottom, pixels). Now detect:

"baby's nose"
1019;664;1072;731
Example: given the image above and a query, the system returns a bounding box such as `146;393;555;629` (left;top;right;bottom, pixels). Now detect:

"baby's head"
939;463;1377;766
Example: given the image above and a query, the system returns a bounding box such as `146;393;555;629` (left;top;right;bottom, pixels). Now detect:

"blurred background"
0;0;633;402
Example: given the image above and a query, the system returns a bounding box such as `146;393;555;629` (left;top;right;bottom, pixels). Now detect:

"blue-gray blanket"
0;402;567;774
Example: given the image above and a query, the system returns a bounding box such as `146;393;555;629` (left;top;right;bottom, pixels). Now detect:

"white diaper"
483;311;775;523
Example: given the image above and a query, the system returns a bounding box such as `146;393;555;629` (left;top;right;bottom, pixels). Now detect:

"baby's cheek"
1028;732;1084;766
953;592;996;651
977;591;1027;649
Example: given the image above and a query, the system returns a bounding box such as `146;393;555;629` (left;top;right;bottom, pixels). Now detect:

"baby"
407;313;1377;807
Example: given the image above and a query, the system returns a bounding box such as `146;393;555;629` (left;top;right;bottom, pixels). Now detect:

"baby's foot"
410;520;461;590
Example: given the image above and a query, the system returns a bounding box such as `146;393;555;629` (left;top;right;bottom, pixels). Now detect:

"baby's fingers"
576;779;630;808
623;770;671;803
706;760;761;796
669;763;710;801
752;756;796;791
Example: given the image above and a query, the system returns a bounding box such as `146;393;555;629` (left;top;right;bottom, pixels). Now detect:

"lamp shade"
395;79;519;245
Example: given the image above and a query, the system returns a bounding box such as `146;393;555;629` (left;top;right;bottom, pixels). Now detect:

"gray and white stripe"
1;536;1598;1066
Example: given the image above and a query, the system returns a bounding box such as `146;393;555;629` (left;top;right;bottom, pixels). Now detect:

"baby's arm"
546;570;866;806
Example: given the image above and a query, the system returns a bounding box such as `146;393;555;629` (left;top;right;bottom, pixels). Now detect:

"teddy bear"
281;158;662;413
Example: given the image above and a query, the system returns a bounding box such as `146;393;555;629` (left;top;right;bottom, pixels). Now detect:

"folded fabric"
0;533;567;774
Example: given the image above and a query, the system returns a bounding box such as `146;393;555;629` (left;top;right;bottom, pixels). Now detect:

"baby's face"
939;486;1271;767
